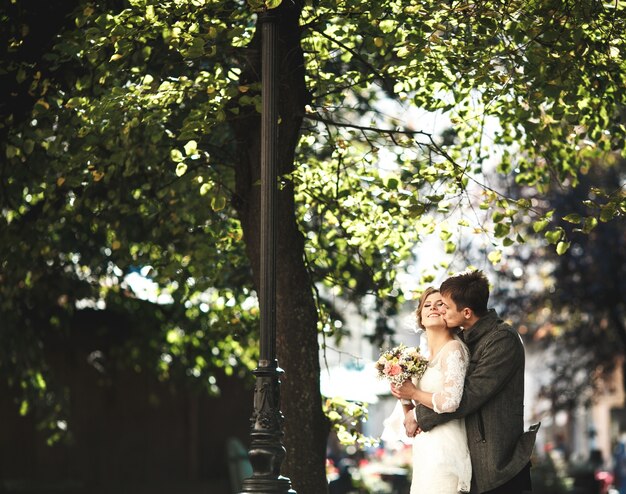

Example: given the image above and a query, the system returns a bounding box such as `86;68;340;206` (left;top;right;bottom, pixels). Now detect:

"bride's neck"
425;328;453;357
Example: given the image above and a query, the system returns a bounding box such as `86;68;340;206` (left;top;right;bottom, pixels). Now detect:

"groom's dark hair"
440;270;489;317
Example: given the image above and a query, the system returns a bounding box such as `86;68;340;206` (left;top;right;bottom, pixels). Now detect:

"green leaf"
200;183;211;196
211;196;227;211
494;223;510;238
248;0;282;11
184;140;198;156
556;241;570;255
175;163;188;177
6;145;18;159
386;177;399;190
183;37;205;59
582;216;598;233
545;228;563;245
170;149;184;162
23;140;35;155
562;213;582;224
487;250;502;264
599;205;615;222
492;211;504;223
533;219;549;233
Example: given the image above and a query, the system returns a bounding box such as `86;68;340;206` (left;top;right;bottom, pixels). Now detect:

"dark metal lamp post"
239;7;296;494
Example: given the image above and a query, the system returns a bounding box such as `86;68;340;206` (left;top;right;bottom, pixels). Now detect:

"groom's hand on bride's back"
403;413;421;437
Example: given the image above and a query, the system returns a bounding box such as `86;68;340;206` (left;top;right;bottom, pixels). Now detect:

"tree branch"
304;111;433;138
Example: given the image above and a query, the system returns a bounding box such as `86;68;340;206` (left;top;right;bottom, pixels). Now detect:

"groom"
391;270;539;494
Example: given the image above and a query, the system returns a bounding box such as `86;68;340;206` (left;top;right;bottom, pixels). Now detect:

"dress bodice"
417;338;469;413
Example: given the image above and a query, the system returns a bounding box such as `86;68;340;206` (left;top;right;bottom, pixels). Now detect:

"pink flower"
385;362;402;376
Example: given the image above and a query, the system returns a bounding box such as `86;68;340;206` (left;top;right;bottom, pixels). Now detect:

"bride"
381;287;471;493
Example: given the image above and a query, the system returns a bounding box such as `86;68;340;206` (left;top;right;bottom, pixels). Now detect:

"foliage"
1;0;260;435
299;0;626;240
324;397;377;448
490;161;626;411
1;0;626;489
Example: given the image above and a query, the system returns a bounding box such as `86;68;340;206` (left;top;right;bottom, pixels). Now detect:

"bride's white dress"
381;338;471;493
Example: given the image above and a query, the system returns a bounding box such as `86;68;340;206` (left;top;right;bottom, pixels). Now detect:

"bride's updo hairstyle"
415;286;439;330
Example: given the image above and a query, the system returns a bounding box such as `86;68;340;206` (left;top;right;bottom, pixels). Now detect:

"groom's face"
440;293;465;328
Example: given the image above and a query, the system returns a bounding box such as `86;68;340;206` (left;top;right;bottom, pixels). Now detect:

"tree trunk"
231;2;330;493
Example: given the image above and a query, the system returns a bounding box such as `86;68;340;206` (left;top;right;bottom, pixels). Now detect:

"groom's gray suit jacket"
414;309;539;493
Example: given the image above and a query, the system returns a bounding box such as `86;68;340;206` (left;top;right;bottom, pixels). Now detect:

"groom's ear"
462;307;473;320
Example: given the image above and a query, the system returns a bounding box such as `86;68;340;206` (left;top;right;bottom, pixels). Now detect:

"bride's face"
421;293;446;329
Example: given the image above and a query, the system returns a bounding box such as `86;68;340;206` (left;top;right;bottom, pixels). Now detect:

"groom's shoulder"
489;311;519;335
483;319;523;348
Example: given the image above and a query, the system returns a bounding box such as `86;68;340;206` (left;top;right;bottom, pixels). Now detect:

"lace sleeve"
432;340;469;414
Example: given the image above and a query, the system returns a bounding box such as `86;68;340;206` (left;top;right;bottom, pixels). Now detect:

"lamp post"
239;7;296;494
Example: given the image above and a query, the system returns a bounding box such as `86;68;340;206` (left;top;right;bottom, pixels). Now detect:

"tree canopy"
491;160;626;411
1;0;625;491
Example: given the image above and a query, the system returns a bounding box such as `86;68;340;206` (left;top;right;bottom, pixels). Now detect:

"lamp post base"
239;365;297;494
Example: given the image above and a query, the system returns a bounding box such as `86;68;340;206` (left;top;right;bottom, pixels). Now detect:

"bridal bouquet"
374;343;429;387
